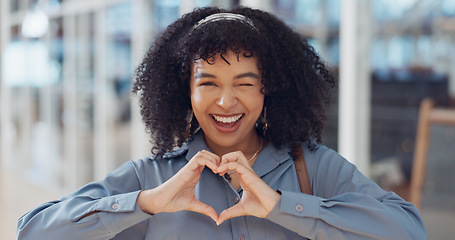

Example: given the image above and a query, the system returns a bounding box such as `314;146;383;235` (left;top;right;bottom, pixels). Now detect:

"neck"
204;133;263;159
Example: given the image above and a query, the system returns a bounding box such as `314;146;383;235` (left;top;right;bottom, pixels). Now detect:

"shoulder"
303;142;353;166
162;147;189;160
302;142;357;180
132;147;188;165
128;147;189;187
302;142;382;197
133;147;189;172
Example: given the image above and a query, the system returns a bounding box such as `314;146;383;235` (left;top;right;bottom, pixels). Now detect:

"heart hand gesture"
137;150;281;224
215;151;281;225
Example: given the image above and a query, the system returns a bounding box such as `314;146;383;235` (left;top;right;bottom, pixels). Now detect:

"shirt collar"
185;131;210;161
185;131;293;177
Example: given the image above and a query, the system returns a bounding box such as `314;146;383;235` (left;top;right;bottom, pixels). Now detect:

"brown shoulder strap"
293;144;312;195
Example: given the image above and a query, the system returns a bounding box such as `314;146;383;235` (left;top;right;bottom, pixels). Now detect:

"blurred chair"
409;98;455;209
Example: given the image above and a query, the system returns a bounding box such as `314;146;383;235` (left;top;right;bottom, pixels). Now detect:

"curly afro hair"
132;6;336;156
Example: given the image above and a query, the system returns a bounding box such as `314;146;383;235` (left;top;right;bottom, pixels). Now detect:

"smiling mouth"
210;114;244;133
211;114;243;123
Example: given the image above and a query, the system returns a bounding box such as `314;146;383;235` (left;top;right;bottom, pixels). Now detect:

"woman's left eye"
238;83;254;87
200;82;217;86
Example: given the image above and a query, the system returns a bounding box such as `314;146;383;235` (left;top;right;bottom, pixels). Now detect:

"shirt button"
238;235;245;240
112;202;120;210
233;196;240;204
295;204;304;212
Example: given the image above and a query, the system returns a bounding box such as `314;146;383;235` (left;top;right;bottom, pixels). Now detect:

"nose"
217;87;238;109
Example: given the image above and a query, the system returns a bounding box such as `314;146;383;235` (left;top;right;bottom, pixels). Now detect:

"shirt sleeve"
266;146;426;240
17;160;152;240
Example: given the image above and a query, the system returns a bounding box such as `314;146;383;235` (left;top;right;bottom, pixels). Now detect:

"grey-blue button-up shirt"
17;132;426;239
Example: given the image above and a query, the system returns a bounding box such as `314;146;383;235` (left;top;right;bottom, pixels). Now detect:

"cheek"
189;84;199;103
249;93;265;113
190;91;200;105
190;90;206;114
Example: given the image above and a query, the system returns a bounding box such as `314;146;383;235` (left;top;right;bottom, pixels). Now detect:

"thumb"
216;204;246;225
189;200;219;223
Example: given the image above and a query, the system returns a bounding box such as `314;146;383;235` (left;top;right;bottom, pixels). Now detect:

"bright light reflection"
21;8;49;38
2;41;59;87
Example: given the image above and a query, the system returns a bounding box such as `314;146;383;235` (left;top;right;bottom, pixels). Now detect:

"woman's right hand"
137;150;220;222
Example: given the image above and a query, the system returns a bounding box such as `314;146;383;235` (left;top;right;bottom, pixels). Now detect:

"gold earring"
262;107;268;136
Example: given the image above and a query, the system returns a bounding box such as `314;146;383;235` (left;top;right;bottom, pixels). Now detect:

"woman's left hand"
215;151;281;225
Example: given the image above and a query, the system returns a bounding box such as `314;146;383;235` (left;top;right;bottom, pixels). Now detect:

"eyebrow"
234;72;260;80
194;73;216;79
194;72;260;80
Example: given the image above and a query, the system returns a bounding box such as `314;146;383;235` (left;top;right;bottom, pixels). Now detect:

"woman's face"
190;51;264;152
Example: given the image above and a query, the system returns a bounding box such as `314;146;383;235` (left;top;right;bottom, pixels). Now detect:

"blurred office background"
1;0;455;239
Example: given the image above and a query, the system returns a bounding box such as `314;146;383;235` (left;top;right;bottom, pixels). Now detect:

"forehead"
191;51;259;73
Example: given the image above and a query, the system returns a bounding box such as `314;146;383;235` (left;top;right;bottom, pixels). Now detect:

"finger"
195;157;220;173
216;204;246;225
188;200;219;223
218;151;250;175
196;150;221;165
200;149;221;161
216;161;235;176
220;151;246;166
217;161;250;176
190;151;221;172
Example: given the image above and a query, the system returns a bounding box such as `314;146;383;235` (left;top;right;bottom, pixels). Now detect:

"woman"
17;7;426;240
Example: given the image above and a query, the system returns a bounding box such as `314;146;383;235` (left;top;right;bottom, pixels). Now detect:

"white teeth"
213;114;242;123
